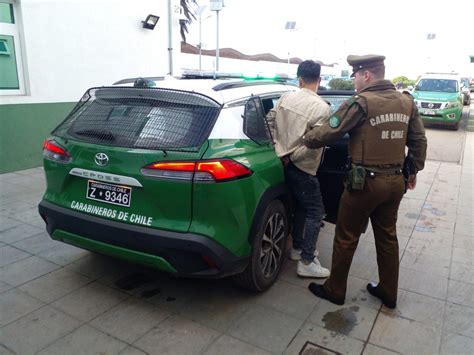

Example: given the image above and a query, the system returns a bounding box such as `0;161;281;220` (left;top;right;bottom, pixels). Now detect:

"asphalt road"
424;104;471;163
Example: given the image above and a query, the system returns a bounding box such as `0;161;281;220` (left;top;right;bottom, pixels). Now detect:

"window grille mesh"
53;87;221;152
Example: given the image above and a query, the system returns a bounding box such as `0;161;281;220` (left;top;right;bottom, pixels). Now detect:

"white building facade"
0;0;182;173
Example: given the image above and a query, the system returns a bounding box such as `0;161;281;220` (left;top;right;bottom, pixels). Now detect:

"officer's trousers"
323;173;405;303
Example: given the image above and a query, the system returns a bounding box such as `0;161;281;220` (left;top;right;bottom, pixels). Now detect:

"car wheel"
233;199;288;292
450;121;459;131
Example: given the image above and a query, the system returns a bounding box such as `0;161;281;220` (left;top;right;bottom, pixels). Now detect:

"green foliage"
329;78;354;90
392;76;416;89
392;76;409;84
180;0;197;42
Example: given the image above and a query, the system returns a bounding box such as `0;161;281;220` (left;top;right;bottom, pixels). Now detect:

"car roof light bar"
181;70;293;81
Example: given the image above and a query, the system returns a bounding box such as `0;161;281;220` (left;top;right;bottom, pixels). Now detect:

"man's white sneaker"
297;259;330;278
289;248;319;261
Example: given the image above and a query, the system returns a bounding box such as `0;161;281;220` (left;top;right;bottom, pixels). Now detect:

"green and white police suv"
411;73;463;130
38;73;349;291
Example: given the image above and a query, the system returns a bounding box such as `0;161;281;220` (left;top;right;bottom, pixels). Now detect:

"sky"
185;0;474;79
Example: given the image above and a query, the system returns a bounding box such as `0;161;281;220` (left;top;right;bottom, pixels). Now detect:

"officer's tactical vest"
349;91;414;166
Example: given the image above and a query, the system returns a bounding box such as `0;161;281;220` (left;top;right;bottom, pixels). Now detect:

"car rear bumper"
38;200;248;278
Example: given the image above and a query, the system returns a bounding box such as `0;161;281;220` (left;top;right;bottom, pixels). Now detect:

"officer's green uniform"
303;55;427;305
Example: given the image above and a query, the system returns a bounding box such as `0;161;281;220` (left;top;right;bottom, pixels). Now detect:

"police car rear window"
52;87;221;152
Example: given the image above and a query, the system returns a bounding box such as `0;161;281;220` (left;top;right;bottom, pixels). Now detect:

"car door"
317;91;353;223
317;135;349;224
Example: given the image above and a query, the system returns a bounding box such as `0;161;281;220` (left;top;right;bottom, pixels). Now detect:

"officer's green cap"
347;54;385;77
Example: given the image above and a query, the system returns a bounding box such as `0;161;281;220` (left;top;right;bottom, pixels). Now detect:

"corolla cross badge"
94;153;109;166
428;103;434;109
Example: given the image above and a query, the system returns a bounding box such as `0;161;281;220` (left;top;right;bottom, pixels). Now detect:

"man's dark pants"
284;161;325;262
323;173;405;303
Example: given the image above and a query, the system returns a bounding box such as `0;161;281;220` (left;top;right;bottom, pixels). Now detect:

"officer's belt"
361;166;403;175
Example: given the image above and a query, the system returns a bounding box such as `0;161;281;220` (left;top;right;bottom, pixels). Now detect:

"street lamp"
426;32;436;70
196;5;207;71
284;21;296;76
210;0;225;74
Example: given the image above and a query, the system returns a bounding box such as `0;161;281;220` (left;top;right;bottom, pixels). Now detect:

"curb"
465;105;474;131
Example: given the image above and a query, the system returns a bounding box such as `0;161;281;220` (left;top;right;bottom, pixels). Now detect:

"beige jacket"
267;88;330;175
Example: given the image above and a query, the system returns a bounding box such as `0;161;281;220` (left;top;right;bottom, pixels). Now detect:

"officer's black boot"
367;283;396;309
308;283;344;305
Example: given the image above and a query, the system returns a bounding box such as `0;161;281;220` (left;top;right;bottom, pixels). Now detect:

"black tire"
233;199;288;292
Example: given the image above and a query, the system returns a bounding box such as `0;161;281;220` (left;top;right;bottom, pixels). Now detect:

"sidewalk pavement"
0;135;473;354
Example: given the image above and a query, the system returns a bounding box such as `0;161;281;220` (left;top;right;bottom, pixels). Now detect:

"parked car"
38;73;350;292
411;73;463;130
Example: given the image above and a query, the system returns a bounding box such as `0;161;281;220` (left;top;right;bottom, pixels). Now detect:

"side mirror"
407;86;414;91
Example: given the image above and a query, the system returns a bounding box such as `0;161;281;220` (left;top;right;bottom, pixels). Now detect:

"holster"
344;164;366;191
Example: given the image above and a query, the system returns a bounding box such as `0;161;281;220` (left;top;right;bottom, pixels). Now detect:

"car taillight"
141;159;252;182
43;139;72;164
195;160;252;182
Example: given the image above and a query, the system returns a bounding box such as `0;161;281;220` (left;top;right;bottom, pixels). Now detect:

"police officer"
303;54;427;308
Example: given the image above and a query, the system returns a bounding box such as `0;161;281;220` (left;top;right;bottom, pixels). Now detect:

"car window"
321;95;351;113
53;87;221;151
136;106;197;147
415;79;458;93
243;96;272;144
261;98;275;115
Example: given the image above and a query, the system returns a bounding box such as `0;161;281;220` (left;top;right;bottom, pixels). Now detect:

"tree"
391;76;417;89
180;0;197;42
328;78;354;91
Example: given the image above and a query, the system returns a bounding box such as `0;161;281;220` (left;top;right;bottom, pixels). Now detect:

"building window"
0;0;25;95
0;2;14;24
0;38;11;54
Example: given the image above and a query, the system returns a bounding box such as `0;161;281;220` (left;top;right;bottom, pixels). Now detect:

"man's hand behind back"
280;156;290;167
407;175;417;190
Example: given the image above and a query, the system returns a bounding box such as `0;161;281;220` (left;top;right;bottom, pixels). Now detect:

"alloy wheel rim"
260;212;285;278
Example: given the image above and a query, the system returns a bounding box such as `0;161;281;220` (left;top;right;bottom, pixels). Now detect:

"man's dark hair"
297;60;321;83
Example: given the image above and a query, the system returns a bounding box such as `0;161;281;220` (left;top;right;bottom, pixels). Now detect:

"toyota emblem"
94;153;109;166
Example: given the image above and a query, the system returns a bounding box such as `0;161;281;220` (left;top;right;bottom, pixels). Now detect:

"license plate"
86;180;131;207
423;110;436;116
